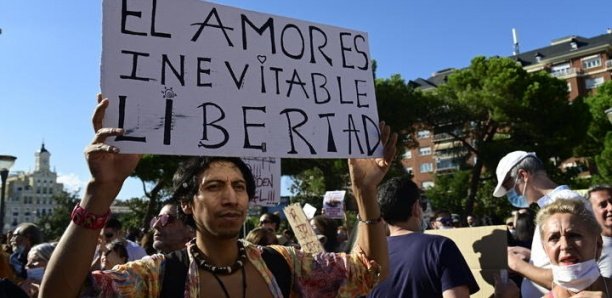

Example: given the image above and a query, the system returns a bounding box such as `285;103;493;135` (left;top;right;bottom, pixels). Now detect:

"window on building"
418;147;432;156
585;77;605;89
567;82;572;92
551;63;570;76
581;55;601;69
570;41;578;50
403;151;412;159
422;181;435;189
417;130;431;139
405;167;413;174
419;163;433;173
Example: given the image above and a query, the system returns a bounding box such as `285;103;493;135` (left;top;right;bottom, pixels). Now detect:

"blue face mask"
506;188;529;208
26;267;45;282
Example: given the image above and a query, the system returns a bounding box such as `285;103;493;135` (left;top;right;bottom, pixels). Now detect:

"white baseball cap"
493;151;537;197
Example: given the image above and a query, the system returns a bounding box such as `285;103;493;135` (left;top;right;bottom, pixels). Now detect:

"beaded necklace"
188;239;247;274
189;239;248;298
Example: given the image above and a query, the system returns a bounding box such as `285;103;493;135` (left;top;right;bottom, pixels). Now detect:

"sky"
1;0;610;200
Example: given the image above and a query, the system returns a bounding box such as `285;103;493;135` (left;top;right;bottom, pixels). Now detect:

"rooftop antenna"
512;28;520;56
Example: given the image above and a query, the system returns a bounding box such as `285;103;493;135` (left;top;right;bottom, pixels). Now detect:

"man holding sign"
40;95;395;297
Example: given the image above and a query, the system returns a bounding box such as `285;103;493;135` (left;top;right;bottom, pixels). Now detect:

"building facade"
4;144;63;232
405;31;612;188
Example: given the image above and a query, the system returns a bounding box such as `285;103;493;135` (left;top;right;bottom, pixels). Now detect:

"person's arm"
493;271;520;298
349;121;397;281
507;246;552;289
442;285;471;298
40;95;140;298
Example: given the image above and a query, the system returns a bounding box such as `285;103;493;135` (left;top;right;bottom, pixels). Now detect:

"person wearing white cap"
493;150;584;297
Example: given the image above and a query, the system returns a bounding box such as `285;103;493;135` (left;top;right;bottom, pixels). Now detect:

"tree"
580;81;612;182
417;56;590;215
596;134;612;182
131;155;185;232
38;191;80;241
288;167;328;211
425;170;470;214
114;197;149;233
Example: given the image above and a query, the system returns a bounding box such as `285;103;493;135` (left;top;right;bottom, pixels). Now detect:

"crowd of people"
0;96;609;297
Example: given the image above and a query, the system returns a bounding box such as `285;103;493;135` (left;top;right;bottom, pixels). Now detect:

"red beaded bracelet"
71;203;111;230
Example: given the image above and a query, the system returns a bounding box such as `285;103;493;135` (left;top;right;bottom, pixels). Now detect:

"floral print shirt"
84;240;379;298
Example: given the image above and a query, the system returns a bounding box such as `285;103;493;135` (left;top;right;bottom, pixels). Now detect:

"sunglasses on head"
150;213;177;229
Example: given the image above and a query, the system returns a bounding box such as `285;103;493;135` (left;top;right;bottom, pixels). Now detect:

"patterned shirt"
84;240;379;298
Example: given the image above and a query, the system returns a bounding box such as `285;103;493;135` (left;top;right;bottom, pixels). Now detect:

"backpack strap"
161;248;189;298
261;246;292;298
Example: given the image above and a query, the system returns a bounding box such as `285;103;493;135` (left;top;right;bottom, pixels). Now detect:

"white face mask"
551;259;600;292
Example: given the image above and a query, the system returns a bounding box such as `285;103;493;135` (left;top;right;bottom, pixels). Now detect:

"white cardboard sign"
322;190;345;219
243;157;280;206
283;203;324;253
101;0;382;158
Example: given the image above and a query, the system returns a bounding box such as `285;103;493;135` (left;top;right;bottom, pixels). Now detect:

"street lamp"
0;155;17;234
606;107;612;124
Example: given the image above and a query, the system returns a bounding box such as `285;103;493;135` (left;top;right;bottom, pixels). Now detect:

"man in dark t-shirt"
368;176;479;298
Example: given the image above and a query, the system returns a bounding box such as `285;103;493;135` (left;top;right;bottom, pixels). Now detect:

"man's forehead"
591;190;612;200
200;161;245;180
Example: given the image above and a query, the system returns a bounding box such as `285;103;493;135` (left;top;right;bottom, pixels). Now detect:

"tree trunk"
465;156;484;216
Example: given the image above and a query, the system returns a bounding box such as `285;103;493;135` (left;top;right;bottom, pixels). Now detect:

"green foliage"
114;197;149;233
416;56;590;214
473;179;513;224
375;74;425;147
579;81;612;183
595;132;612;183
38;191;79;241
425;171;470;213
580;81;612;154
289;167;327;210
130;155;185;231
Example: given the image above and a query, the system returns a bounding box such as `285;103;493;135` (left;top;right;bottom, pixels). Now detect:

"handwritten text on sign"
284;203;324;254
102;0;382;158
243;157;280;207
